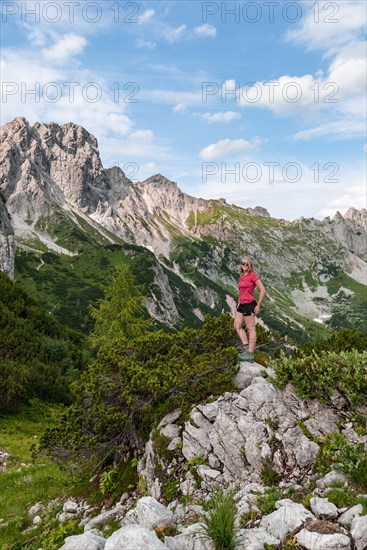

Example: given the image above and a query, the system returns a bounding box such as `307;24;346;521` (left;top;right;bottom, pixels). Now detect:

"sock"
243;343;249;349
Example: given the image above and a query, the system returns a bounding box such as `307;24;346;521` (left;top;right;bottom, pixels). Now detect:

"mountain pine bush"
270;349;367;409
0;273;88;411
39;313;239;474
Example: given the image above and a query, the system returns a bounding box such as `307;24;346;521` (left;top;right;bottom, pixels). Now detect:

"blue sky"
1;0;366;220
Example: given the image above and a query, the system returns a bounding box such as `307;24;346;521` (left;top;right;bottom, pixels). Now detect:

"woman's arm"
254;279;266;314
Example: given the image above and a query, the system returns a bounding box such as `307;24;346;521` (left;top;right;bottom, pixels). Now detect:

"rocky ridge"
17;360;367;550
1;117;366;334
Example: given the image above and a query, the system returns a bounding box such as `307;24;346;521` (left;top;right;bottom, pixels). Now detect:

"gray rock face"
0;117;110;216
143;364;341;491
104;524;168;550
1;116;365;334
0;200;15;279
237;527;280;549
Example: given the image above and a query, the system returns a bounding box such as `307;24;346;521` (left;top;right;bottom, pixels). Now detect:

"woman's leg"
244;313;256;353
233;312;248;346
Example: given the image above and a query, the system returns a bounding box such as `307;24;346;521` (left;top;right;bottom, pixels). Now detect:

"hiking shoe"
238;350;254;362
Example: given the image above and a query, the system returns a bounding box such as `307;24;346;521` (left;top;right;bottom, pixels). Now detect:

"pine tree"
87;263;151;350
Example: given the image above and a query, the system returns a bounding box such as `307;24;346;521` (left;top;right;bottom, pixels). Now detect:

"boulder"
104;524;168;550
338;504;363;529
237;527;280;549
83;504;123;531
135;497;174;530
59;530;106;550
351;515;367;550
164;523;212;550
310;497;339;520
296;528;351;549
259;502;314;540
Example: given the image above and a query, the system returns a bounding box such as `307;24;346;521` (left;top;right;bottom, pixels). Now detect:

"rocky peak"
249;206;270;218
0;117;110;217
140;174;178;189
344;207;367;230
135;174;207;224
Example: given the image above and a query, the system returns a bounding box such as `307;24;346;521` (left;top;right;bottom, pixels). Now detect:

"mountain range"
0;117;366;339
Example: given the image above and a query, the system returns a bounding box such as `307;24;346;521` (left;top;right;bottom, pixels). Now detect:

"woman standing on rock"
234;257;266;362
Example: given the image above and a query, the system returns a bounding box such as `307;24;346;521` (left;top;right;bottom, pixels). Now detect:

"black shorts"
237;300;257;316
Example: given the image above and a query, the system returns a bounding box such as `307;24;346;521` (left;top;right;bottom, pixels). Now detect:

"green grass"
200;490;239;550
0;401;75;547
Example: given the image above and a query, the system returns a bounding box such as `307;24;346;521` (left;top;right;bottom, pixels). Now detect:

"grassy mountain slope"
13;197;366;342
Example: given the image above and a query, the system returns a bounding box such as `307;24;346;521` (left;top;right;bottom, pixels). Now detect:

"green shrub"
269;349;367;410
326;487;357;508
315;433;367;491
0;360;30;412
299;328;367;355
39;313;238;474
200;490;239;550
0;273;88;411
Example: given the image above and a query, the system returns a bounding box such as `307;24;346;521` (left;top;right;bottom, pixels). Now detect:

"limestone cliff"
0;198;15;279
1;117;366;334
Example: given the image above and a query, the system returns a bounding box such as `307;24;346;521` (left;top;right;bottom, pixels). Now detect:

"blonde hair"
240;257;254;274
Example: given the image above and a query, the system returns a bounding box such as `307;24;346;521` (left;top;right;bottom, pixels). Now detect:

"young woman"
233;257;266;362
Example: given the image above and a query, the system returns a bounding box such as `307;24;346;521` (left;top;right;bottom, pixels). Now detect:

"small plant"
281;537;303;549
265;417;279;430
155;525;179;541
183;455;208;472
326;487;357;509
162;479;179;503
99;468;119;496
99;459;138;500
200;490;239;550
297;419;313;440
257;487;283;515
260;458;281;487
152;430;175;462
301;493;313;510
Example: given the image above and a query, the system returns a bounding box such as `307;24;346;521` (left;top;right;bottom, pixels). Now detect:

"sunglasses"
241;262;250;266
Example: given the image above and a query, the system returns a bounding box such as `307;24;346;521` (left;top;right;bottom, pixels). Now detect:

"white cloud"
138;9;155;24
294;118;365;141
42;33;87;65
165;24;187;43
200;138;260;161
194;24;216;37
200;111;241;123
230;38;366;139
173;103;188;113
1;47;132;140
286;0;366;52
147;89;203;111
136;38;156;50
318;185;366;217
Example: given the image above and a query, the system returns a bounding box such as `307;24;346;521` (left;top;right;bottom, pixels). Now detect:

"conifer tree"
87;263;151;349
